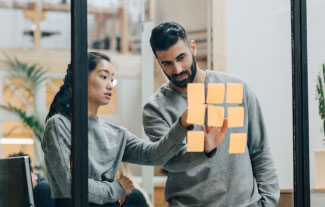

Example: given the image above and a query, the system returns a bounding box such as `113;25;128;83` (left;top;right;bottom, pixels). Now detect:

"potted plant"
0;54;48;173
315;63;325;189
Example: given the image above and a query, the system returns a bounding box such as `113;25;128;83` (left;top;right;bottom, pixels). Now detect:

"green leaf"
0;105;44;142
316;63;325;140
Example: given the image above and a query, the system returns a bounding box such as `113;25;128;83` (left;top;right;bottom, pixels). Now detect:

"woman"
42;52;227;207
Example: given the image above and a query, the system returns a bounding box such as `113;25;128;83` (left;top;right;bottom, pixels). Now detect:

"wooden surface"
153;187;325;207
212;0;227;72
154;184;168;207
278;191;293;207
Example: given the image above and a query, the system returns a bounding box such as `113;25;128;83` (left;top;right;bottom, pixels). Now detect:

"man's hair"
8;151;33;172
150;22;189;56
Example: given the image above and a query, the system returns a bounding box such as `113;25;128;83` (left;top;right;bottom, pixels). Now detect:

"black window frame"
291;0;310;206
71;0;88;206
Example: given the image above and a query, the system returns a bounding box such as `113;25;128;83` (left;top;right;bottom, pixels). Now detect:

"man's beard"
164;54;197;88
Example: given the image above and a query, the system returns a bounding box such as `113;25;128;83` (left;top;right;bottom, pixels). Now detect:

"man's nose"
173;62;183;74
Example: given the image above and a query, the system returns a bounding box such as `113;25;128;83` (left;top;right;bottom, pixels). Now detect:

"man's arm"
246;86;280;206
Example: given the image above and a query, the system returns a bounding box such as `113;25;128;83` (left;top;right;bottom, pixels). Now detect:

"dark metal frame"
71;0;88;206
291;0;310;206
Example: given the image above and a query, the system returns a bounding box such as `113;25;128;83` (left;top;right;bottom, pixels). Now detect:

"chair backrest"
0;156;35;207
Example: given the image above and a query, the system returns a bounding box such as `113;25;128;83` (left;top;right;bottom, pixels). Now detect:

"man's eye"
177;55;185;61
163;63;170;67
100;75;107;79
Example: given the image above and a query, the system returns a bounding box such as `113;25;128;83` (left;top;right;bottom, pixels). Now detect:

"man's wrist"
204;148;217;158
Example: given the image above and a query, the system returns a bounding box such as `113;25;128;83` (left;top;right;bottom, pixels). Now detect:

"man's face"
155;40;197;88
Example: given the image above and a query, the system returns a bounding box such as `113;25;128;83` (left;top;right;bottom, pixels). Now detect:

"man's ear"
190;40;197;56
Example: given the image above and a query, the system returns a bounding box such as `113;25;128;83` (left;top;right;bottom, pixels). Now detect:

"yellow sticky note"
229;133;247;154
207;106;224;127
187;83;205;105
187;131;204;152
226;83;243;104
228;107;244;128
187;104;206;125
206;83;225;104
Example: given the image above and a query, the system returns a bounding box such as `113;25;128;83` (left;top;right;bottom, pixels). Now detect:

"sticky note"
207;106;224;127
228;107;244;127
187;104;206;125
187;131;204;152
229;133;247;154
206;83;225;104
226;83;243;104
187;83;205;105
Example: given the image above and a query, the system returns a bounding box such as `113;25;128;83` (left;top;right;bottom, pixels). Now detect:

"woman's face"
88;59;115;107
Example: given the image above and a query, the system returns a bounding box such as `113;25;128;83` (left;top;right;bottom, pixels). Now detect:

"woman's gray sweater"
42;113;189;204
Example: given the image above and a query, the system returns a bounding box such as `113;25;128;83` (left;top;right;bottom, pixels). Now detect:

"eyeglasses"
111;79;117;87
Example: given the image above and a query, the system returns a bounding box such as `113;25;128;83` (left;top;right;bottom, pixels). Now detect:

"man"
142;22;280;207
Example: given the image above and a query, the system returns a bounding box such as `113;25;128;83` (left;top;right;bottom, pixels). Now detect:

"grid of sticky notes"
186;83;247;154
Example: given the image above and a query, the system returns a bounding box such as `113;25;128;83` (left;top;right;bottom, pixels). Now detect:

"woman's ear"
190;40;197;56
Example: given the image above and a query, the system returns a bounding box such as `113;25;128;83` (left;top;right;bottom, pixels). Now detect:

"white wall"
226;0;293;189
307;0;325;188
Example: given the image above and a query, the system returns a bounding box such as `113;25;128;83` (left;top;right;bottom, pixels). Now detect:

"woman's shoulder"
45;114;70;131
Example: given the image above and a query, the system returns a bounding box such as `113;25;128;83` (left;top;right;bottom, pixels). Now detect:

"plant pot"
314;150;325;189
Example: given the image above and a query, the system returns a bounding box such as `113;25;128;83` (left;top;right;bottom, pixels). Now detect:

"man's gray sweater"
142;70;280;207
42;113;190;205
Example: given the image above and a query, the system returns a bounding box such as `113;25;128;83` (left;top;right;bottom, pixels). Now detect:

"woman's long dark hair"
46;52;111;122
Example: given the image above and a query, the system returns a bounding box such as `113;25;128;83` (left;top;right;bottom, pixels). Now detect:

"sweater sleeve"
122;118;188;166
42;117;125;204
245;85;280;206
141;104;216;172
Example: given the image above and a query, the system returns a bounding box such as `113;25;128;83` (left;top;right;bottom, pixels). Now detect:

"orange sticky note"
226;83;243;104
187;104;206;125
207;106;224;127
206;83;225;104
228;107;244;127
229;133;247;153
187;131;204;152
187;83;205;105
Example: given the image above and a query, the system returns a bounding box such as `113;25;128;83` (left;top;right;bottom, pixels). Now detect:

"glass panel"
87;0;147;206
135;0;294;206
0;0;71;206
307;0;325;206
226;1;293;206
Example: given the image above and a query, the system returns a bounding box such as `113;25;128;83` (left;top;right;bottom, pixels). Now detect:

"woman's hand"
118;176;134;196
203;119;228;153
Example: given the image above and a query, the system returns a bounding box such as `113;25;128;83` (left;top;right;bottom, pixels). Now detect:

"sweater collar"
88;116;100;126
